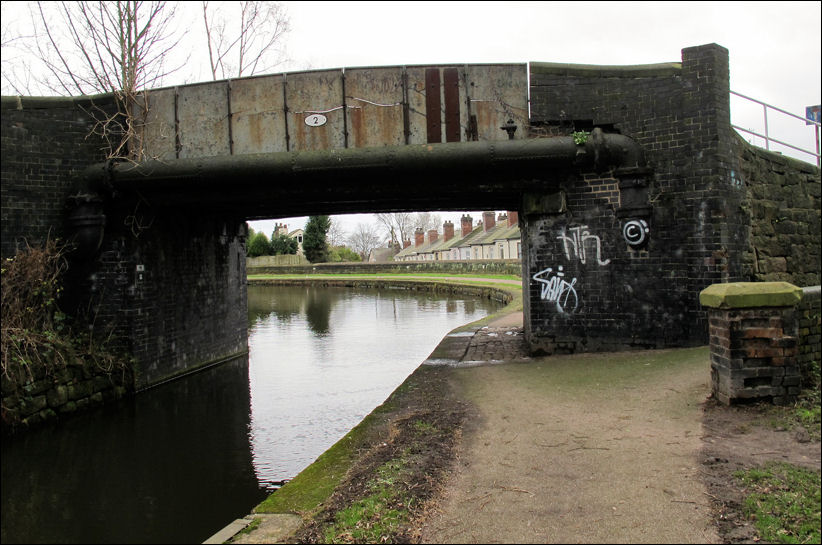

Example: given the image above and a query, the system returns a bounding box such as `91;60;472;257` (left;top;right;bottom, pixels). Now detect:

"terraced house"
394;211;521;261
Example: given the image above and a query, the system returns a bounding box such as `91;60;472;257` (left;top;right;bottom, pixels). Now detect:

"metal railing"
730;90;821;166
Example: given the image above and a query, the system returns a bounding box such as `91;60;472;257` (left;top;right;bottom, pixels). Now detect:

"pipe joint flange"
65;193;106;260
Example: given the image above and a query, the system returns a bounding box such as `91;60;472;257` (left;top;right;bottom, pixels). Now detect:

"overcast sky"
2;1;820;238
256;1;822;238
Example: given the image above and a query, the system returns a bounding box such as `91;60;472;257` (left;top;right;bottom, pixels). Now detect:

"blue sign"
807;105;821;125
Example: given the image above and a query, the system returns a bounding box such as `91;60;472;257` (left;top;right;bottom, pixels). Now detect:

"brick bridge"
2;43;820;392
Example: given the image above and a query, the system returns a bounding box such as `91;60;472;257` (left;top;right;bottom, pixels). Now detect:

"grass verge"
247;272;522;283
734;462;821;544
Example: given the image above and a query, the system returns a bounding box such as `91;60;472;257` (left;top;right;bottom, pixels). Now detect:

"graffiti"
532;266;578;313
557;225;610;265
623;219;649;247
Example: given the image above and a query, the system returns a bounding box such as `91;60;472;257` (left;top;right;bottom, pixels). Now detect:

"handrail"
730;90;821;165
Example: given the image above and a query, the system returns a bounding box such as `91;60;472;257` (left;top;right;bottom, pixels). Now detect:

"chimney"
507;210;519;227
483;211;496;231
414;228;425;247
461;214;473;237
443;221;455;242
427;229;439;245
403;239;411;249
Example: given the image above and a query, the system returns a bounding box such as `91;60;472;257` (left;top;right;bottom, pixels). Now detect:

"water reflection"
245;285;502;487
1;356;266;545
1;285;503;544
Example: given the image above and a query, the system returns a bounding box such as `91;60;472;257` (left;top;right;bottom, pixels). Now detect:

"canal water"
1;284;502;544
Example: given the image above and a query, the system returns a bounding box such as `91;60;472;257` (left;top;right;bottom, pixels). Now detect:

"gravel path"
419;346;721;544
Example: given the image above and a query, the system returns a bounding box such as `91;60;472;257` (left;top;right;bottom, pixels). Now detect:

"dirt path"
224;307;819;544
419;347;722;544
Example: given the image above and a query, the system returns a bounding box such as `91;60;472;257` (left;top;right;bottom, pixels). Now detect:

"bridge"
2;43;820;394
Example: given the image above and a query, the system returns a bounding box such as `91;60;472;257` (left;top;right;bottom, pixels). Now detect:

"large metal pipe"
81;129;646;195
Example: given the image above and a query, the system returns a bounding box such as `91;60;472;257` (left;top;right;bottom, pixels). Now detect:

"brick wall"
708;305;801;404
523;43;818;354
2;96;249;391
75;209;249;389
1;96;115;258
702;283;819;405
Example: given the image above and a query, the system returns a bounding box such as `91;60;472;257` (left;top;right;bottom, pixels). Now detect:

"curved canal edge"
204;275;524;544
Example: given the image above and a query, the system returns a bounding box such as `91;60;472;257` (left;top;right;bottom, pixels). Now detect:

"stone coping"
699;281;804;309
529;61;681;78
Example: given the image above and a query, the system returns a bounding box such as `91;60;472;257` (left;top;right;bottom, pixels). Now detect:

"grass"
321;459;412;543
761;360;821;442
233;517;260;538
247;272;522;283
734;462;821;544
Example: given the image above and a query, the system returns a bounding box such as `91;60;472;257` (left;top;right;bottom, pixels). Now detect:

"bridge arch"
3;43;819;391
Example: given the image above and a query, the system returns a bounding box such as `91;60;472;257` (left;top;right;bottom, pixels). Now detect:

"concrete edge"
203;517;254;544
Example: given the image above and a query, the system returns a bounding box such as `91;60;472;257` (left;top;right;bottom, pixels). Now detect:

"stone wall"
249;277;515;305
797;286;821;387
1;347;132;434
247;259;523;276
734;136;821;287
247;254;309;267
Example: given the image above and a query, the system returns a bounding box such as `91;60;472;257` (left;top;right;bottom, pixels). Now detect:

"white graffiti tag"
532;266;579;313
557;225;610;266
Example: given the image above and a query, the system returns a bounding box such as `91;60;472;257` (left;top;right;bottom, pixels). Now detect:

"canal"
1;283;503;544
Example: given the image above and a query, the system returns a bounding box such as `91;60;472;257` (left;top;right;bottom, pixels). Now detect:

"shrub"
247;231;272;257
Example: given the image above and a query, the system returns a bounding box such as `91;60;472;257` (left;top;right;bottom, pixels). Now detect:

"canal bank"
210;275;820;544
204;275;525;544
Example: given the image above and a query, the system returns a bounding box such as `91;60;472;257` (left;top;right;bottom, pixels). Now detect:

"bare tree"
347;222;383;261
414;212;443;233
374;212;414;248
201;0;289;80
326;217;347;247
1;6;37;95
3;1;188;160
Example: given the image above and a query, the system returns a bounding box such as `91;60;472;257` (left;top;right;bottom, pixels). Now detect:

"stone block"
700;282;803;309
46;385;68;408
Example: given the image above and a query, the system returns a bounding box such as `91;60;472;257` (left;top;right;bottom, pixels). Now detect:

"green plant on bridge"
572;131;590;145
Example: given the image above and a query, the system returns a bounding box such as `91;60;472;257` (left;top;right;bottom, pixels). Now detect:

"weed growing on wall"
1;238;69;385
1;239;131;431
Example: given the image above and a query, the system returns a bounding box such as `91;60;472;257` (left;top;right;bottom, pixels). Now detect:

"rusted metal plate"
425;68;442;143
134;88;177;161
284;69;346;151
138;63;526;156
443;67;461;142
177;81;231;158
231;74;287;154
344;67;405;148
464;64;528;141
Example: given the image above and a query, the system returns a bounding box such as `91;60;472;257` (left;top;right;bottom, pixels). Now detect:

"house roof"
393;218;520;259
